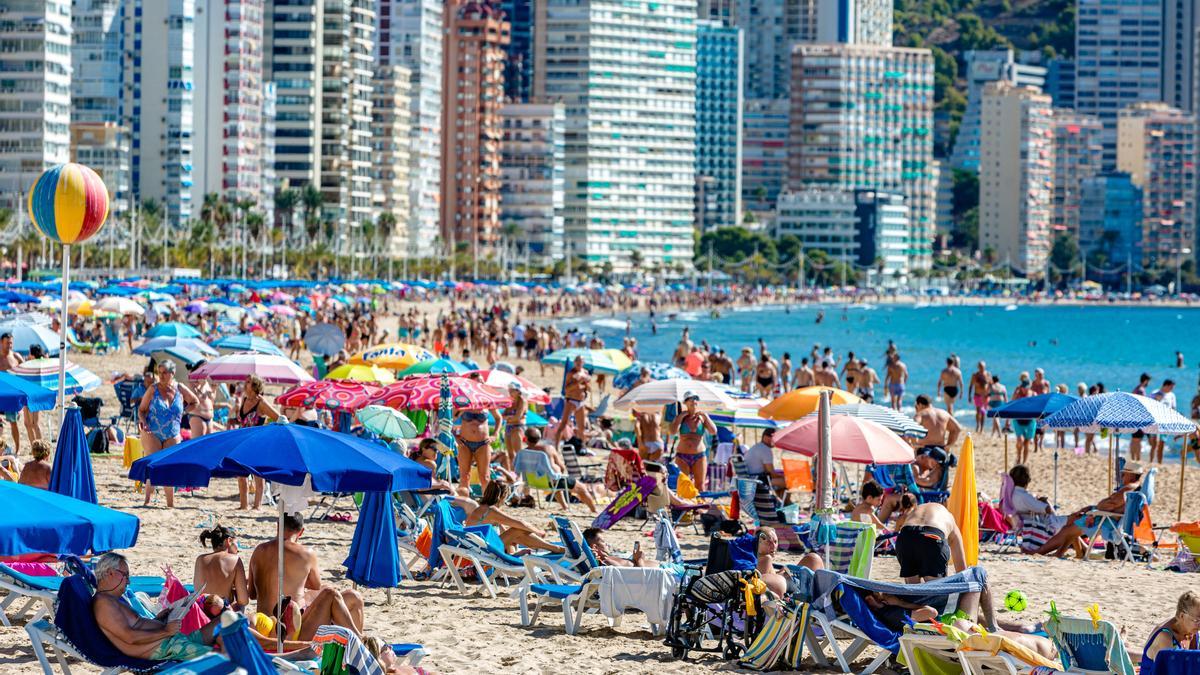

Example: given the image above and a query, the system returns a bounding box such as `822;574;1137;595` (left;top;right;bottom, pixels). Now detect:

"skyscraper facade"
737;0;815;100
741;98;789;218
788;44;937;269
500;103;565;266
816;0;893;46
695;20;743;232
1079;172;1143;268
441;0;509;256
1163;0;1198;112
371;65;413;255
72;0;130;215
500;0;533;102
539;0;697;270
949;50;1045;172
978;82;1054;276
1043;58;1075;109
0;1;72;209
1050;112;1104;238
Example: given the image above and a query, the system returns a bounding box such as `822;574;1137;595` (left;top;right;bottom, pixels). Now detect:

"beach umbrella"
540;348;625;375
351;342;435;371
151;346;209;380
129;423;431;650
303;323;346;357
48;407;97;504
191;353;314;385
397;358;468;378
613;378;739;412
344;490;403;592
524;409;549;427
758;386;864;421
613;361;688;390
799;403;927;437
326;363;397;384
184;300;209;314
0;290;39;304
267;304;297;317
0;322;60;356
463;369;550;404
70;299;94;316
11;358;101;395
94;296;144;316
946;435;979;567
710;409;783;429
145;322;201;339
133;336;219;357
277;380;383;412
356;405;418;439
211;334;284;356
986;393;1078;472
0;371;57;413
774;414;915;465
216;616;275;675
371;375;510;411
0;481;138;556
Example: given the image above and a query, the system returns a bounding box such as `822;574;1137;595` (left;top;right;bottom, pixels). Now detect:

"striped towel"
313;625;384;675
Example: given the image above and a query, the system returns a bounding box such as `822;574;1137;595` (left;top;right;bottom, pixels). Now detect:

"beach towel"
592;475;656;530
313;625;384;675
597;566;679;626
959;633;1064;671
653;511;683;563
735;478;760;525
740;602;811;670
161;570;209;635
1154;648;1200;675
603;448;644;492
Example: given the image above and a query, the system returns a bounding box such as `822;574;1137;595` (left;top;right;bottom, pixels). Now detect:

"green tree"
301;185;323;244
1050;232;1079;280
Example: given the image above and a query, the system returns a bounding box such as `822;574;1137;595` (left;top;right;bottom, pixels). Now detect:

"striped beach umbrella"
0;322;61;357
613;361;688;390
799;402;927;437
211;334;284;356
11;358;101;395
1041;392;1196;434
371;375;509;411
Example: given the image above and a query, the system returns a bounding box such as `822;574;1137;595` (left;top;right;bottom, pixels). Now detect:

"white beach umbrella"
613;378;738;412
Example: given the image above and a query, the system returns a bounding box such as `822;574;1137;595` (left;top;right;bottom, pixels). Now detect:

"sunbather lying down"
467;482;565;554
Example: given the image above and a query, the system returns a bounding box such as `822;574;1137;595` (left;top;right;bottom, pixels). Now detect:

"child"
863;591;938;632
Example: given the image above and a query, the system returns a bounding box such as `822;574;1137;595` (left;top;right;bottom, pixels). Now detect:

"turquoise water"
577;302;1200;407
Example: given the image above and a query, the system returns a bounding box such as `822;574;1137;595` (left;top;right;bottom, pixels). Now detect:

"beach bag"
740;602;811;670
87;428;109;455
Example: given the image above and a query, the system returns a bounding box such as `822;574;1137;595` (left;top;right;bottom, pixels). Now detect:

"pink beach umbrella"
191;353;314;385
463;369;550;404
774;413;915;465
268;304;297;317
371;375;510;411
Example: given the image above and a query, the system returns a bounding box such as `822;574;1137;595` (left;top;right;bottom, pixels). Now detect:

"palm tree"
246;212;265;275
376;212;397;278
300;185;323;245
199;193;228;277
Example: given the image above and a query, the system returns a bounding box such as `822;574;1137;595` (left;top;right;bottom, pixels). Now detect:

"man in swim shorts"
968;361;991;433
885;354;908;411
937;356;963;416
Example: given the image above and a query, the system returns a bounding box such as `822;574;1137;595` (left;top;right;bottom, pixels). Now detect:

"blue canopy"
49;407;97;503
0;371;57;413
211;334;284;356
1042;391;1198;434
0;290;39;304
303;323;345;357
343;490;402;588
133;336;218;357
613;361;688;390
145;322;202;339
0;322;60;356
0;481;139;556
129;423;432;492
987;393;1078;420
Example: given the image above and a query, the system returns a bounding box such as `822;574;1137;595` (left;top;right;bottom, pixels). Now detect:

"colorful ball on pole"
26;163;110;245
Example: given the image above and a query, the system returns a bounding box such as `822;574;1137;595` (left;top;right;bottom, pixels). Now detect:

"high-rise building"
854;189;910;280
72;0;129;215
194;0;269;213
978;82;1054;276
500;103;565;266
1050;112;1103;238
371;65;413;255
538;0;697;270
0;1;72;210
124;0;196;226
788;44;937;269
695;21;743;232
736;0;816;100
441;0;509;257
1043;58;1075;109
949;50;1046;172
1117;102;1198;267
741;98;789;219
1079;172;1143;269
698;0;736;24
1075;0;1164;168
500;0;532;102
815;0;893;46
377;0;443;256
1163;0;1198;112
772;188;909;279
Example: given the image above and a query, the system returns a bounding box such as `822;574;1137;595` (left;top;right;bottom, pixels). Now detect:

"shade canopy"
145;322;201;339
356;405;419;439
397;358;468;378
371;375;510;411
277;380;383;411
191;353;314;385
758;386;864;421
0;480;139;556
133;336;218;357
463;369;550;404
326;363;397;384
613;378;739;412
351;342;435;371
774;414;915;465
211;334;284;356
1041;392;1197;434
540;348;627;375
11;358;101;395
129;423;432;492
303;323;346;357
49;407;97;503
0;322;60;356
0;371;57;413
987;393;1078;420
800;402;927;437
613;361;689;390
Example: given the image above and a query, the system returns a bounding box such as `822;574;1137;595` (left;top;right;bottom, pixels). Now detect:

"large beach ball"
27;163;110;245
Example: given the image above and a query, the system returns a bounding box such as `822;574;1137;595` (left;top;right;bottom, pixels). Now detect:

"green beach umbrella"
357;404;419;439
397;357;469;378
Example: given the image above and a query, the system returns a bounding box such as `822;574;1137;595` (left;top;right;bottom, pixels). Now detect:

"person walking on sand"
988;375;1008;436
937;357;963;415
968;361;991;433
885;354;908;411
1151;379;1178;464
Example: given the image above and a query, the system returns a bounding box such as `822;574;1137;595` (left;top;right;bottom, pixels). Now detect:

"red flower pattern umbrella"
276;380;383;411
463;369;551;404
371;375;510;411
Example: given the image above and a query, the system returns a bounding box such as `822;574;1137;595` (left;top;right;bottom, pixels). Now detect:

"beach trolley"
664;569;765;661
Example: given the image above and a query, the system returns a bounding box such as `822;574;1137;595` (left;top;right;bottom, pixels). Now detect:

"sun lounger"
0;563;170;628
897;633;966;674
519;566;679;636
1044;614;1135;674
514;449;570;508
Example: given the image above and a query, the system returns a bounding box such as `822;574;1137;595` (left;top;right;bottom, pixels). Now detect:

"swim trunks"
973;395;987;412
1013;420;1036;440
943;386;959;399
895;525;950;579
888;382;905;397
151;632;211;661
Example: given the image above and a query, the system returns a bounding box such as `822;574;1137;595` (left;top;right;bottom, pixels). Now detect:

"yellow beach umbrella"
350;342;435;371
757;386;863;421
71;299;94;316
946;434;979;567
325;363;397;384
601;349;633;372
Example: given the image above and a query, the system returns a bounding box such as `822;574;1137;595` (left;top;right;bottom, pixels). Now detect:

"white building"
0;1;72;209
500;103;565;267
816;0;893;46
949;50;1046;172
72;0;129;215
371;64;413;256
538;0;697;271
377;0;443;257
124;0;196;226
773;188;910;279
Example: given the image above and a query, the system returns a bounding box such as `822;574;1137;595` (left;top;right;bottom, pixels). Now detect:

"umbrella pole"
1180;433;1191;522
277;497;285;654
1053;446;1059;508
1107;433;1113;493
818;391;832;566
58;244;70;420
1003;432;1008;472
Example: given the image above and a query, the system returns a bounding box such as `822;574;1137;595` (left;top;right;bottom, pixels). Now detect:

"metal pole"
1126;252;1132;295
276;499;285;654
58;245;69;417
818;390;832;511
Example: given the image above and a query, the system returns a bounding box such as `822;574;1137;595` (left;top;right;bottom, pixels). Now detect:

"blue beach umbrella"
304;323;345;357
1042;391;1196;433
0;290;40;304
525;409;549;427
0;481;139;556
133;336;218;357
0;321;60;356
613;361;689;390
211;334;285;356
217;616;275;675
145;322;201;339
987;393;1078;420
0;371;57;413
343;490;402;589
397;357;469;377
49;407;97;504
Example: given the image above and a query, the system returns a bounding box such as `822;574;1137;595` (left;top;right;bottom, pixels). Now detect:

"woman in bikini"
669;392;717;491
233;375;280;510
193;524;249;610
466;482;565;554
501;382;528;471
456;406;498;493
1141;591;1200;673
138;360;198;508
188;377;219;440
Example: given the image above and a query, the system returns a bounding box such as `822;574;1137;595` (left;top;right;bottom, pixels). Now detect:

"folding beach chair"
520;566;678;635
1154;648;1200;674
825;521;876;578
897;633;966;674
549;514;601;576
113;381;139;433
782;457;815;501
1044;614;1136;674
514;449;570;508
1;563;168;629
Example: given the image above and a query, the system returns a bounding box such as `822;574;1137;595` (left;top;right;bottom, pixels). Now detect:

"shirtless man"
885;355;908;411
248;513;364;641
17;439;52;489
671;328;693;367
1030;368;1052;395
936;357;964;415
967;361;991;433
814;360;839;388
92;552;219;661
914;394;962;453
793;357;815;389
754;354;778;397
0;333;24;453
553;356;591;447
856;359;879;402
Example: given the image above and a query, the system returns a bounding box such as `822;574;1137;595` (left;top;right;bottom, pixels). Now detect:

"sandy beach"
1;301;1197;674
